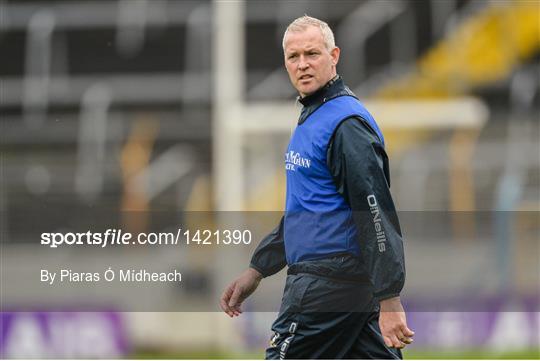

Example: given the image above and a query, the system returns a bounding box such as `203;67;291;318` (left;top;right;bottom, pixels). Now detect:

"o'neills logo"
285;150;311;171
367;194;387;253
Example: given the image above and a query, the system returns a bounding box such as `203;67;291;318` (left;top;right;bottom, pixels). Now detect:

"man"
220;15;414;359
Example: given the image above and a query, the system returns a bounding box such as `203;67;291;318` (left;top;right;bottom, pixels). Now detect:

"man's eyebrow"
287;47;318;54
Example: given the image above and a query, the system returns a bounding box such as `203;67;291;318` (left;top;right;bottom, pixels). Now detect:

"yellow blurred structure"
378;1;540;98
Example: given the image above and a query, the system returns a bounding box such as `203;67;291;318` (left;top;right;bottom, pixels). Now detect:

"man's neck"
299;75;339;100
298;75;341;107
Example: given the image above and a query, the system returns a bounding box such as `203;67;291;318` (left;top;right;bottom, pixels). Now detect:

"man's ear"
331;46;340;66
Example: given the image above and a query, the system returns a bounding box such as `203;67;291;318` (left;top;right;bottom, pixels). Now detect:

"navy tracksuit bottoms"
265;273;403;359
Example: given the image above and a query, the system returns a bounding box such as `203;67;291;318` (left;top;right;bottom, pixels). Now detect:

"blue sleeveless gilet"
284;95;384;264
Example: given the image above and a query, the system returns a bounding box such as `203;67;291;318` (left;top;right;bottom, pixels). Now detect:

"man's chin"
298;86;318;98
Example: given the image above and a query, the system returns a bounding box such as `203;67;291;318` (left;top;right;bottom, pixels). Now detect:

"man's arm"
328;117;405;299
328;117;413;348
220;217;286;317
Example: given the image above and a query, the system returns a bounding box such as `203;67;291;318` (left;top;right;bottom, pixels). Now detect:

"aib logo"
285;150;311;171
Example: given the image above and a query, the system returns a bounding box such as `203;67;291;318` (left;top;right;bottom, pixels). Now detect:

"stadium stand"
1;0;538;357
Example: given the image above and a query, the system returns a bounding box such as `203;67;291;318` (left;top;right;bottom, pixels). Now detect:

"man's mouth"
299;75;313;81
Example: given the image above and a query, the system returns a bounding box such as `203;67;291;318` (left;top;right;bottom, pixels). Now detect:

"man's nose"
298;56;309;70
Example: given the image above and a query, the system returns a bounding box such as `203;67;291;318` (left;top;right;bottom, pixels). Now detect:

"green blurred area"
133;350;262;360
132;348;540;360
402;348;540;360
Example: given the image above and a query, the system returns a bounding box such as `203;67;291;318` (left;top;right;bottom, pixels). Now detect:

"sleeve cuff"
249;263;268;278
374;292;401;302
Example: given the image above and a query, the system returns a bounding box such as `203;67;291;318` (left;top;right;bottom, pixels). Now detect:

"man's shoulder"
334;116;382;144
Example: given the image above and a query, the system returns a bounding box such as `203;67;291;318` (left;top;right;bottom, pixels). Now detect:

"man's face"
283;26;340;98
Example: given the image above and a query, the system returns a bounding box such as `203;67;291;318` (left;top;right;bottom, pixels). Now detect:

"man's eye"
288;54;298;60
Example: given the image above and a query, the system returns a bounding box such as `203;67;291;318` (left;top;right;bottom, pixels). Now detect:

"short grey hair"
282;15;336;52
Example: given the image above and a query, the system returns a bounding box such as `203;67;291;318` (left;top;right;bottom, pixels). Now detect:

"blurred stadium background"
1;0;539;358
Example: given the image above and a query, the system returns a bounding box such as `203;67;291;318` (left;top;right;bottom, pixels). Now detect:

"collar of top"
298;75;342;107
297;75;356;125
